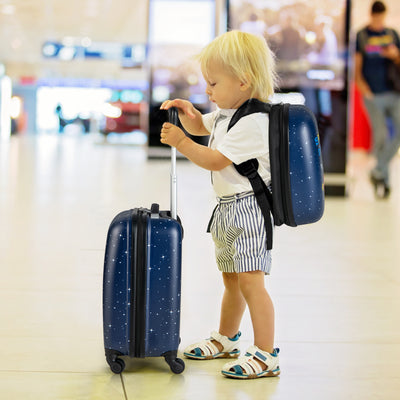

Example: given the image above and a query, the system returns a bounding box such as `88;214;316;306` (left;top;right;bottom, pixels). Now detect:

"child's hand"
160;99;196;119
160;122;187;148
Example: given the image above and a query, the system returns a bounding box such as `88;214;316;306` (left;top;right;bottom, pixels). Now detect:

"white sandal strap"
246;345;279;365
246;345;268;362
241;358;263;375
223;345;280;375
201;340;219;356
210;331;240;353
223;355;262;374
184;331;241;357
185;338;219;356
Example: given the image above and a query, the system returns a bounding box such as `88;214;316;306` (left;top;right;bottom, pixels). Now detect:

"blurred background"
1;0;400;193
1;2;400;398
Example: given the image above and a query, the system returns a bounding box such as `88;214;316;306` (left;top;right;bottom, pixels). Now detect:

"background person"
355;0;400;198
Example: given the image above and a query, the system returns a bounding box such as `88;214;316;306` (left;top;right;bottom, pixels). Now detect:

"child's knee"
222;272;239;290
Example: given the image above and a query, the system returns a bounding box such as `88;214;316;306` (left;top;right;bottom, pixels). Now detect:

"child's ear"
240;73;251;91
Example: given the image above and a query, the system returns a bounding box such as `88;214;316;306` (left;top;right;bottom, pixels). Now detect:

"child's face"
202;62;251;109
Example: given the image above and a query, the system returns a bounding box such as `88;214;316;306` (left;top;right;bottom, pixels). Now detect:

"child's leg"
218;272;247;338
210;272;246;353
238;271;275;353
220;271;279;378
183;272;245;359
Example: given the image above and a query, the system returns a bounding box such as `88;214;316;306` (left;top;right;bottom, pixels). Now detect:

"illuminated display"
42;41;147;67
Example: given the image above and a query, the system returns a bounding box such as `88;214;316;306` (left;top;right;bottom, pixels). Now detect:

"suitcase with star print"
102;108;185;374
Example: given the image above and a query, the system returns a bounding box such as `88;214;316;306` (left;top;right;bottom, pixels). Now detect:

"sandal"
184;331;241;360
221;345;280;379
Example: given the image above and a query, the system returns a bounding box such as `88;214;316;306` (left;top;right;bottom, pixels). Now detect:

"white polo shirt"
202;108;271;198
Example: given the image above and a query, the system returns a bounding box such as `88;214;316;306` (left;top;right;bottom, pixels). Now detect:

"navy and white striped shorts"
208;191;272;275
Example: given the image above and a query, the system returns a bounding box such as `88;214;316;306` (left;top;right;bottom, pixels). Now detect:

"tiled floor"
1;133;399;399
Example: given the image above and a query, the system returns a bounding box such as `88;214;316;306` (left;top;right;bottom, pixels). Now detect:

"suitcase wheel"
164;351;185;374
169;358;185;374
109;358;125;374
106;350;126;374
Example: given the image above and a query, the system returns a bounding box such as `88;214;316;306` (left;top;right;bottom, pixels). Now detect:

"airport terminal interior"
1;0;400;399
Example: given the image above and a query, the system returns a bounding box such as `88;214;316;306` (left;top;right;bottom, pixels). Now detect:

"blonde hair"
197;30;277;102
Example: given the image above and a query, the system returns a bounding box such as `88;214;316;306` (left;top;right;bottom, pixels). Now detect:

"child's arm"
160;99;210;136
160;123;231;171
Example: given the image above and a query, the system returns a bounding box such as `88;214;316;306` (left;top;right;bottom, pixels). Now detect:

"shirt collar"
217;108;237;117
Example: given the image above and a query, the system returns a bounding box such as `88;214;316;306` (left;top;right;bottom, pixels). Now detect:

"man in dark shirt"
355;1;400;198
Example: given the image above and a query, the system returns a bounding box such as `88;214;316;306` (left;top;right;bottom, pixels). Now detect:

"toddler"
160;30;280;379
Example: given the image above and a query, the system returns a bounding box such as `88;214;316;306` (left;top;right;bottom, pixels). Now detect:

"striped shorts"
208;191;272;274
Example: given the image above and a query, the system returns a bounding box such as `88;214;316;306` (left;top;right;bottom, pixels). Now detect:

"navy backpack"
229;98;325;250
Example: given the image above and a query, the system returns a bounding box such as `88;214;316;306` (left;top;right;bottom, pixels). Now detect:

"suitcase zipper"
131;208;147;358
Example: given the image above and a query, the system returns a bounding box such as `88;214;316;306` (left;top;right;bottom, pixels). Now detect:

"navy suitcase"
102;109;185;374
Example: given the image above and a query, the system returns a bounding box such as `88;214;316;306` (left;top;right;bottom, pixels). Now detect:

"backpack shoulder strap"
227;98;274;250
228;98;271;131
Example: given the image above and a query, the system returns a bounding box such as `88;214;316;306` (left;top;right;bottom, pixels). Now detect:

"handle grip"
168;107;179;219
168;107;179;126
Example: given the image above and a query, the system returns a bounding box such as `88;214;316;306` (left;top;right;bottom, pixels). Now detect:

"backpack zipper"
280;104;295;225
279;104;289;219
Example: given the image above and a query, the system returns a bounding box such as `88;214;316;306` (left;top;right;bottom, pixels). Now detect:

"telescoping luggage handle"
168;107;179;220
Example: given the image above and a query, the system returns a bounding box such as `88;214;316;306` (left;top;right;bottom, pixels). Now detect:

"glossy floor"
1;133;399;400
